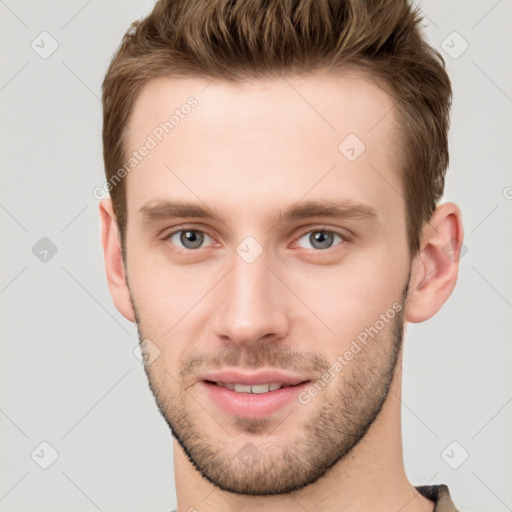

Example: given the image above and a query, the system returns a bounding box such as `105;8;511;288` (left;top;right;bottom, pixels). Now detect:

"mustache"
179;343;331;380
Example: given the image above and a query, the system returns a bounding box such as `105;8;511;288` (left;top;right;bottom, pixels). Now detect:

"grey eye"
169;230;212;249
297;230;343;250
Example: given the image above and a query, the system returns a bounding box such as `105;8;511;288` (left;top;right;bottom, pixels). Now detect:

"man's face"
123;72;411;495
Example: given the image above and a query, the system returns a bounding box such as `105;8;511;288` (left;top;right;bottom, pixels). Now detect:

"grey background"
1;0;511;511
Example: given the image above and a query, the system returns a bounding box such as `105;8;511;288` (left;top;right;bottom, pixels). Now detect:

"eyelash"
162;225;348;252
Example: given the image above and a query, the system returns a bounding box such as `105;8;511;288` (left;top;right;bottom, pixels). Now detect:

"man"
99;1;464;510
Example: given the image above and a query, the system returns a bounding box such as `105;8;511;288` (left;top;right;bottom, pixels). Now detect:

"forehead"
128;71;398;148
124;71;403;222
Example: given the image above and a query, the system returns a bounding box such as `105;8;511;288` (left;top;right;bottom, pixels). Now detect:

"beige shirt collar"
415;484;459;512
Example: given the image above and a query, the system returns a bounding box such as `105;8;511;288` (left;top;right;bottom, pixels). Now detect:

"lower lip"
201;381;310;418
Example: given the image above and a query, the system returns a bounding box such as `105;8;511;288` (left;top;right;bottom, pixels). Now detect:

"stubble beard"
131;282;408;496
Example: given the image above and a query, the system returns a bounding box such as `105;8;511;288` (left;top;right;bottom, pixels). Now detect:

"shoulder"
415;484;459;512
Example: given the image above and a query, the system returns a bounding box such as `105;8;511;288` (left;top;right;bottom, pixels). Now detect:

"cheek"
285;249;408;345
127;247;219;338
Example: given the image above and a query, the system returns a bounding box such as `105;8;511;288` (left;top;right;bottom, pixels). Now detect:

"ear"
99;198;135;323
405;202;464;323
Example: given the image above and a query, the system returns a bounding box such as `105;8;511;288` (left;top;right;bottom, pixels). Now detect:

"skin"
100;71;463;512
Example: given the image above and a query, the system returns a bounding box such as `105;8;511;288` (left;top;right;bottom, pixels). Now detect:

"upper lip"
200;369;311;386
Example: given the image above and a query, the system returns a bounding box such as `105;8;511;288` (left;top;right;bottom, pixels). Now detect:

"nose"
212;246;290;346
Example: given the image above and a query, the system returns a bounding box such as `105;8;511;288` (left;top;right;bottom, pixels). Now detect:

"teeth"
250;384;273;394
215;382;286;393
234;383;252;393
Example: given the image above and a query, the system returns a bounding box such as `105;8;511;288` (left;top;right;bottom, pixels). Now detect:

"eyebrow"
138;199;378;225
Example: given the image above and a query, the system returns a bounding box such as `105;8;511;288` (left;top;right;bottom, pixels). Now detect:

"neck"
172;355;434;512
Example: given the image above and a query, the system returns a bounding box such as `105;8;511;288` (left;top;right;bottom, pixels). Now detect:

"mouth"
205;380;304;393
200;377;312;418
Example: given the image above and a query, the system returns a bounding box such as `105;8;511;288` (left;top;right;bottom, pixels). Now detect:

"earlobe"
405;202;464;323
99;198;136;323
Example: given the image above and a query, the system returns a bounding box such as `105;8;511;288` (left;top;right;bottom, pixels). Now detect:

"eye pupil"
310;230;334;250
180;230;204;249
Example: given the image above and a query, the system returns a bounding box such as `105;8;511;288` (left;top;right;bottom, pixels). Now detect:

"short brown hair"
102;0;452;256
